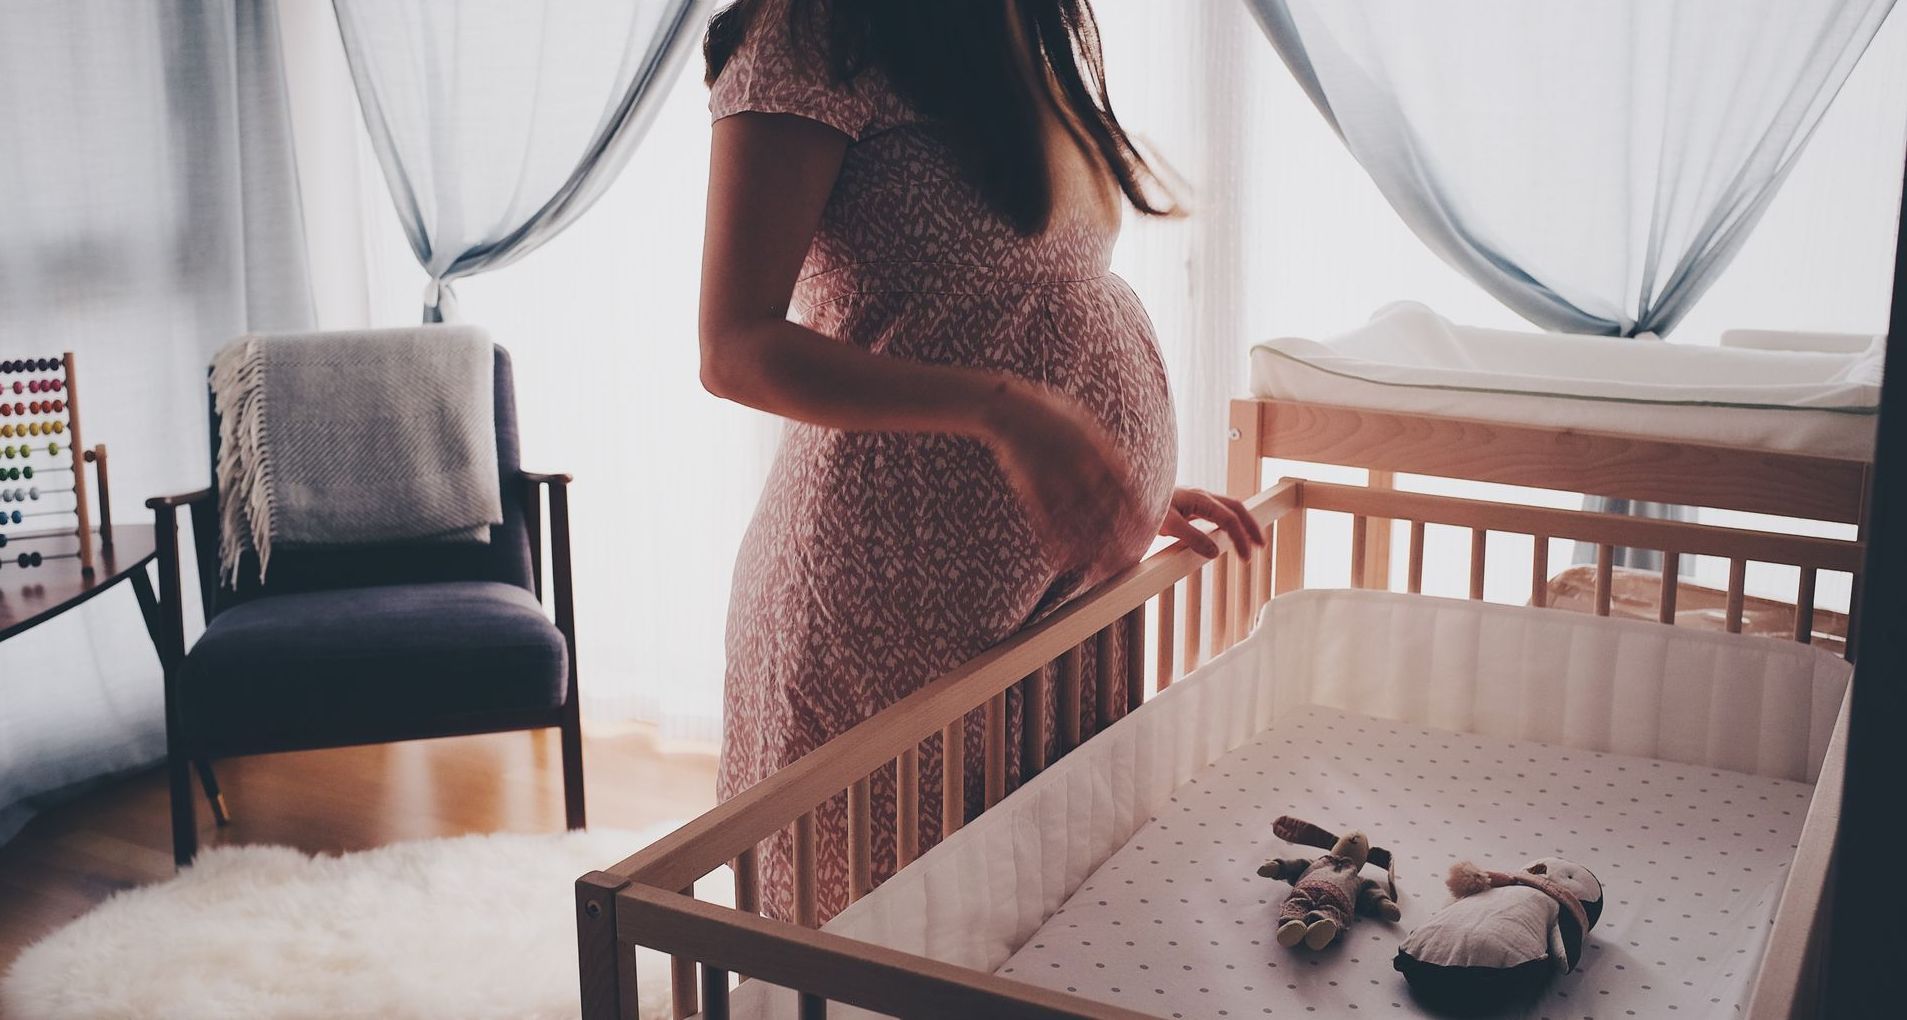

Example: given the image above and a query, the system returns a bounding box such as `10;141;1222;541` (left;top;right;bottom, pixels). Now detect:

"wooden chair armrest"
521;470;573;486
147;487;215;510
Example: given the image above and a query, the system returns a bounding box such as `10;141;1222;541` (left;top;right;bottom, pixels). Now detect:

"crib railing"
1291;482;1864;645
579;478;1863;1020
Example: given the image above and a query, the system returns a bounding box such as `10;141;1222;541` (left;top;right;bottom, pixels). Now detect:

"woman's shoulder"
708;0;913;142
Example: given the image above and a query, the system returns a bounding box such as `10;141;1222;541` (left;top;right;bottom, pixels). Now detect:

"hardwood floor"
0;727;717;975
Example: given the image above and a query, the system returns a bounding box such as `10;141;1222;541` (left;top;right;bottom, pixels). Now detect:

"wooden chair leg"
170;752;198;866
194;758;230;826
561;707;587;830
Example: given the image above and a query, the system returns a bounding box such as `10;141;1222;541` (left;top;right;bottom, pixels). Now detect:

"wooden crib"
1223;397;1870;651
575;473;1859;1020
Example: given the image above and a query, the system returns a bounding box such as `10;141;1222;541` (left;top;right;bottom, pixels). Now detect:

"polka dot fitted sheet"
996;704;1812;1018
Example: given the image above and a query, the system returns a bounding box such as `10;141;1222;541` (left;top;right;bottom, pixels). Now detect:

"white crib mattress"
1248;302;1881;460
995;703;1811;1018
723;591;1849;1020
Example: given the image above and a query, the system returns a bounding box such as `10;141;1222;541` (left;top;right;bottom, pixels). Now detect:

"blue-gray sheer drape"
332;0;708;322
1244;0;1896;339
0;0;312;845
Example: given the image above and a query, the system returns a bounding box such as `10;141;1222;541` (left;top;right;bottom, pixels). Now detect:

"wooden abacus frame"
0;350;115;574
577;477;1859;1020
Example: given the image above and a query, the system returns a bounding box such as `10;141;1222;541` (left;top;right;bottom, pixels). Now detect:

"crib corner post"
1226;400;1263;500
577;870;636;1020
1273;480;1307;595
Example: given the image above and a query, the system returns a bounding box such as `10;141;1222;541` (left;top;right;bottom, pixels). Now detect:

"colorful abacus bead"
7;511;19;523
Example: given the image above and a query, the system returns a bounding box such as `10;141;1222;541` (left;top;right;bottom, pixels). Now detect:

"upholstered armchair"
147;343;581;865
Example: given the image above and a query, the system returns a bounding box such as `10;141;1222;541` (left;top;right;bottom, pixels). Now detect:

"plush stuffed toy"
1256;816;1401;950
1393;857;1606;1014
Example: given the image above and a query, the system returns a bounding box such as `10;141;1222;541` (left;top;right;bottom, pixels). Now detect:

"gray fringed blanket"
210;327;502;585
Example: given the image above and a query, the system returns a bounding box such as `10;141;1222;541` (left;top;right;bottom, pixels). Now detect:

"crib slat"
1594;544;1615;616
1235;549;1250;640
1020;669;1048;779
1125;605;1145;713
1274;509;1306;594
1253;538;1272;616
1407;520;1425;595
1213;554;1232;651
1726;558;1748;633
940;720;965;838
896;748;919;868
672;941;698;1020
799;993;827;1019
1095;624;1119;729
1156;582;1177;692
734;845;761;915
1530;534;1549;607
1658;551;1680;625
848;777;872;901
702;966;730;1020
1350;515;1369;589
984;691;1008;809
1794;567;1818;644
1059;643;1083;752
1468;528;1487;600
794;812;818;928
1183;564;1204;673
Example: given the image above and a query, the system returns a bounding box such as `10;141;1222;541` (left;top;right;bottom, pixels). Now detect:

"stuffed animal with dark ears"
1393;857;1605;1015
1256;816;1401;950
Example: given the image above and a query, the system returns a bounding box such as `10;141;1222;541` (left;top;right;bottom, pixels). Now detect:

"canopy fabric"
1246;0;1897;337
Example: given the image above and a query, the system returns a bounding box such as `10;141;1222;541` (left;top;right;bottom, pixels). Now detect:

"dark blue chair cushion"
180;580;567;747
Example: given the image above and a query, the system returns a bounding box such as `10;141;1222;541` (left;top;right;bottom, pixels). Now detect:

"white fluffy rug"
2;826;729;1020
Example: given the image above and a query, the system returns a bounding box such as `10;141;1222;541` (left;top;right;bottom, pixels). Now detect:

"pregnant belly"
789;275;1179;580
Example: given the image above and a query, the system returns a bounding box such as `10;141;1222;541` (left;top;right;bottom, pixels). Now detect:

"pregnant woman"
701;0;1263;923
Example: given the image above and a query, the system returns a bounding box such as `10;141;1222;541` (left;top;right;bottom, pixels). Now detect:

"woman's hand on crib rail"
1160;486;1265;559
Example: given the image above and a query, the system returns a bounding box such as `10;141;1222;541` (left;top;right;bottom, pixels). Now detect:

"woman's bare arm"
696;111;1263;566
699;111;1150;571
698;112;1027;436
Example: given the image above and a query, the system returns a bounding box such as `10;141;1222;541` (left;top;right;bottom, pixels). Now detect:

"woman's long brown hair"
706;0;1176;234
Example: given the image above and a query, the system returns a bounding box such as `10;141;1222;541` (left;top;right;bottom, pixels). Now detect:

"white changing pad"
1249;302;1881;459
998;703;1811;1018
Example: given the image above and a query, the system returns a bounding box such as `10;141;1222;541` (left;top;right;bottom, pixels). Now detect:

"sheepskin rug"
2;825;729;1020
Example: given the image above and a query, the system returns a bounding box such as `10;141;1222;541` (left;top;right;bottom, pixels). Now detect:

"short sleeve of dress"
708;0;877;140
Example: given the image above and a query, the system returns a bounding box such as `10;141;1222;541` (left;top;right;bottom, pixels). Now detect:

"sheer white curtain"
0;0;313;843
280;0;1907;745
1245;0;1897;338
331;0;707;322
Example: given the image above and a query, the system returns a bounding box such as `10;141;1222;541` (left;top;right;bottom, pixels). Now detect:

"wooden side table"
1;523;229;823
